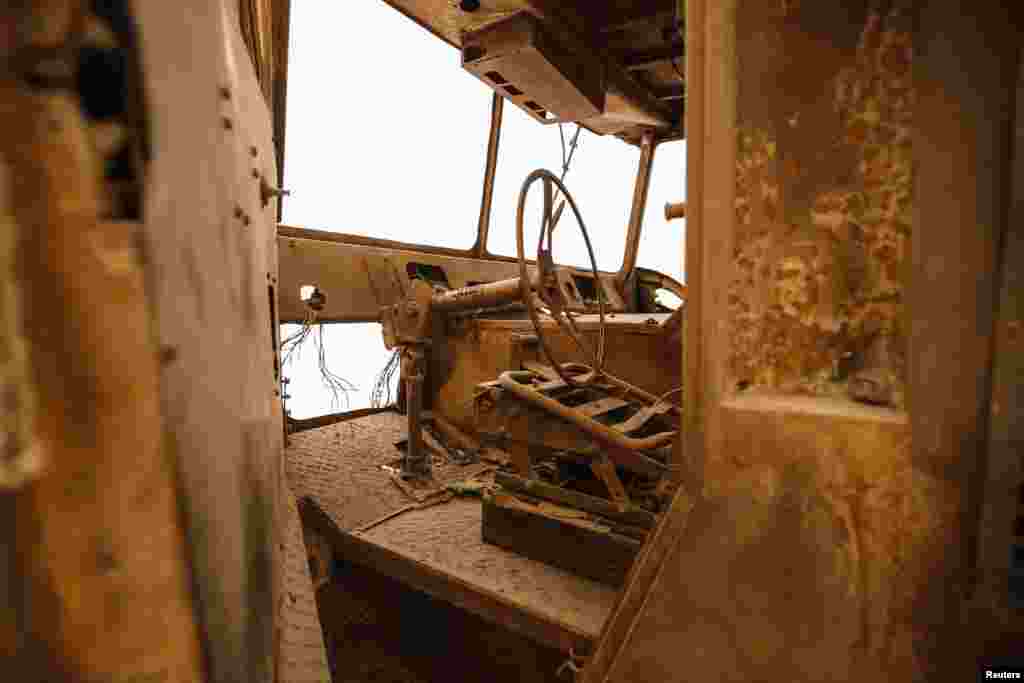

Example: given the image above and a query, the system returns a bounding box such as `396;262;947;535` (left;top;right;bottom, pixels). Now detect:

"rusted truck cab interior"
2;1;1022;682
276;3;691;679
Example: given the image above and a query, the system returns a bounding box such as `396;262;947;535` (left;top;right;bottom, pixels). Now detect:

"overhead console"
461;12;605;124
429;2;682;143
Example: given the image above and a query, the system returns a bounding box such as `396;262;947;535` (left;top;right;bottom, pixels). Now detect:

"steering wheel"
516;169;606;386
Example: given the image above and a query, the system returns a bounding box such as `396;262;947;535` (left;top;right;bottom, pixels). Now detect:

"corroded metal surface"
729;1;913;407
0;3;205;674
438;316;681;429
584;2;1023;681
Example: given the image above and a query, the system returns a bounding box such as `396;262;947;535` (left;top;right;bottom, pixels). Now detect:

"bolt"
260;175;292;206
252;168;260;179
159;346;179;365
234;205;244;219
241;214;251;226
222;116;233;130
219;86;231;100
250;146;258;157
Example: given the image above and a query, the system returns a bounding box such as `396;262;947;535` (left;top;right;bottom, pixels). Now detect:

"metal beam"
473;93;503;258
618;132;657;287
622;43;686;71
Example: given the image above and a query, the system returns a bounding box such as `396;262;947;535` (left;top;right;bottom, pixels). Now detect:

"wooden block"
482;493;642;587
494;471;657;530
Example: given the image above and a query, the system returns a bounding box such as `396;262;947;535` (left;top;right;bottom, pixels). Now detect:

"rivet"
242;214;251;226
219;86;231;100
252;168;260;179
250;146;258;157
159;346;179;365
234;206;244;219
222;116;233;130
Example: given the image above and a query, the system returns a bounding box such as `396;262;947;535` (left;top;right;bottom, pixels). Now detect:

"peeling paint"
731;2;914;408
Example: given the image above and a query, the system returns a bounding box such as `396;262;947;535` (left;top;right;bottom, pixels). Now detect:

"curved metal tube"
497;371;672;477
431;273;538;313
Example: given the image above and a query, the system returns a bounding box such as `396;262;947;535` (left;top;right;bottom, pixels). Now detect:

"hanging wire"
548;123;583;233
557;123;582;184
371;349;401;409
279;310;358;411
280;310;316;368
315;325;358;411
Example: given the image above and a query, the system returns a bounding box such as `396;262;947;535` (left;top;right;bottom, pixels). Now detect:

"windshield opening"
281;3;490;249
638;140;687;283
487;105;640;272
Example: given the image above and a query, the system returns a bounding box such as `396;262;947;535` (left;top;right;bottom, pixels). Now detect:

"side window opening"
638;139;687;284
279;322;398;419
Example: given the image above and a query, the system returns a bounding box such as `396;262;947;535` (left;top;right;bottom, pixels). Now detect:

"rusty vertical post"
474;92;504;258
617;131;657;289
401;347;429;478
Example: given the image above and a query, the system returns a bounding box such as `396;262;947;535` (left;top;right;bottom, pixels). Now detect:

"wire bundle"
371;349;401;409
280;312;358;411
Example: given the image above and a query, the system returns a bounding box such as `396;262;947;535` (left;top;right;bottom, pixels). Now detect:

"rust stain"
716;399;954;677
731;2;914;407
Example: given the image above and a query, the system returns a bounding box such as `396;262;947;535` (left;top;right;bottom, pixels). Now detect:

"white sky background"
280;1;686;418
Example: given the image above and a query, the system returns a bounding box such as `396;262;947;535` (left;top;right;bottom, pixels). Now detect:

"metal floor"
285;411;618;655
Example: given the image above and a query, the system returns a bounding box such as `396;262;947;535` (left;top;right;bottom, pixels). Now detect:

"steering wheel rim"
516;169;606;386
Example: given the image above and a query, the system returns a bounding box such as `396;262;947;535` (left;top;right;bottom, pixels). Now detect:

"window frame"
280;87;674;284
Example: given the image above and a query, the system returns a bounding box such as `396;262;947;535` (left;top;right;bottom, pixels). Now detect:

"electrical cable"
280;309;358;411
371;349;401;409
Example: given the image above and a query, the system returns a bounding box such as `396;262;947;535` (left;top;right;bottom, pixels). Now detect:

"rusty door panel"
583;0;1024;681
